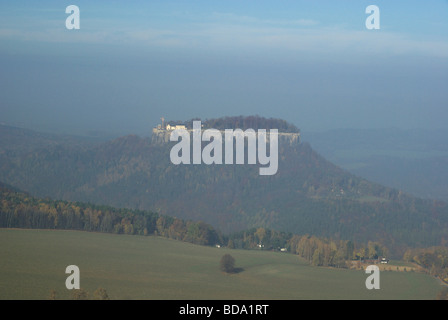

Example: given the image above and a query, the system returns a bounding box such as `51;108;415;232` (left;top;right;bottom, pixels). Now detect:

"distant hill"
1;118;447;256
304;128;448;201
0;124;102;155
0;180;23;193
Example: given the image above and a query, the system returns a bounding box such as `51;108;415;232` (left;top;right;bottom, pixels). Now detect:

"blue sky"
0;1;447;135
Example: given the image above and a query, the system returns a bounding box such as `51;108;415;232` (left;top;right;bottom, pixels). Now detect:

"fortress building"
151;118;300;145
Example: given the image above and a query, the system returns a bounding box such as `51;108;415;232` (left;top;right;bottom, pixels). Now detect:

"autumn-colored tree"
255;227;266;245
168;218;187;241
48;289;58;300
72;289;89;300
436;288;448;300
93;287;110;300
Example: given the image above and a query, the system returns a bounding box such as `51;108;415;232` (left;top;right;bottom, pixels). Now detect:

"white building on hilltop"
166;124;186;131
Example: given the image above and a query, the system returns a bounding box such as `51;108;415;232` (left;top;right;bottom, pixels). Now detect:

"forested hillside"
3;183;448;283
1;118;448;256
0;183;388;269
0;182;220;246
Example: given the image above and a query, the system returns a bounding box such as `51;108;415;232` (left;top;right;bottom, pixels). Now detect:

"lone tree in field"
220;254;235;273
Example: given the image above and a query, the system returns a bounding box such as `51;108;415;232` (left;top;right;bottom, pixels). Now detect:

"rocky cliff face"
151;128;173;144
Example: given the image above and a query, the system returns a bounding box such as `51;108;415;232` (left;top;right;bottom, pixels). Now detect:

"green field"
0;228;443;300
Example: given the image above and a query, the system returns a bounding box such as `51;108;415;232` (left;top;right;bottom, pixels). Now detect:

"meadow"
0;228;442;300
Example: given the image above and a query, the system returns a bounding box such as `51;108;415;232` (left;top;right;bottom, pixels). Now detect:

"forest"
0;182;382;265
3;181;447;284
2;130;447;256
403;246;448;283
1;118;448;285
167;115;300;132
0;183;220;246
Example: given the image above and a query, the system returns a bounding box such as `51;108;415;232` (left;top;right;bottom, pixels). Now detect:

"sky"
0;0;447;136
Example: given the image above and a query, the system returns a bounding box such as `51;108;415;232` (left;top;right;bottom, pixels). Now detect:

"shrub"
220;254;235;273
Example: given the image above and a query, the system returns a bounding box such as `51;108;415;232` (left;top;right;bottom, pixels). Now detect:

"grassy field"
0;228;443;300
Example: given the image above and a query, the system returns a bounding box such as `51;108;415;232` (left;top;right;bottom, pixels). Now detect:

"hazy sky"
0;0;447;136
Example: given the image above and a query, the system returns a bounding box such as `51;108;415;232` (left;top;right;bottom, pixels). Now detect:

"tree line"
0;187;220;246
225;227;389;268
169;115;300;133
403;246;448;283
1;185;390;268
9;185;447;274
